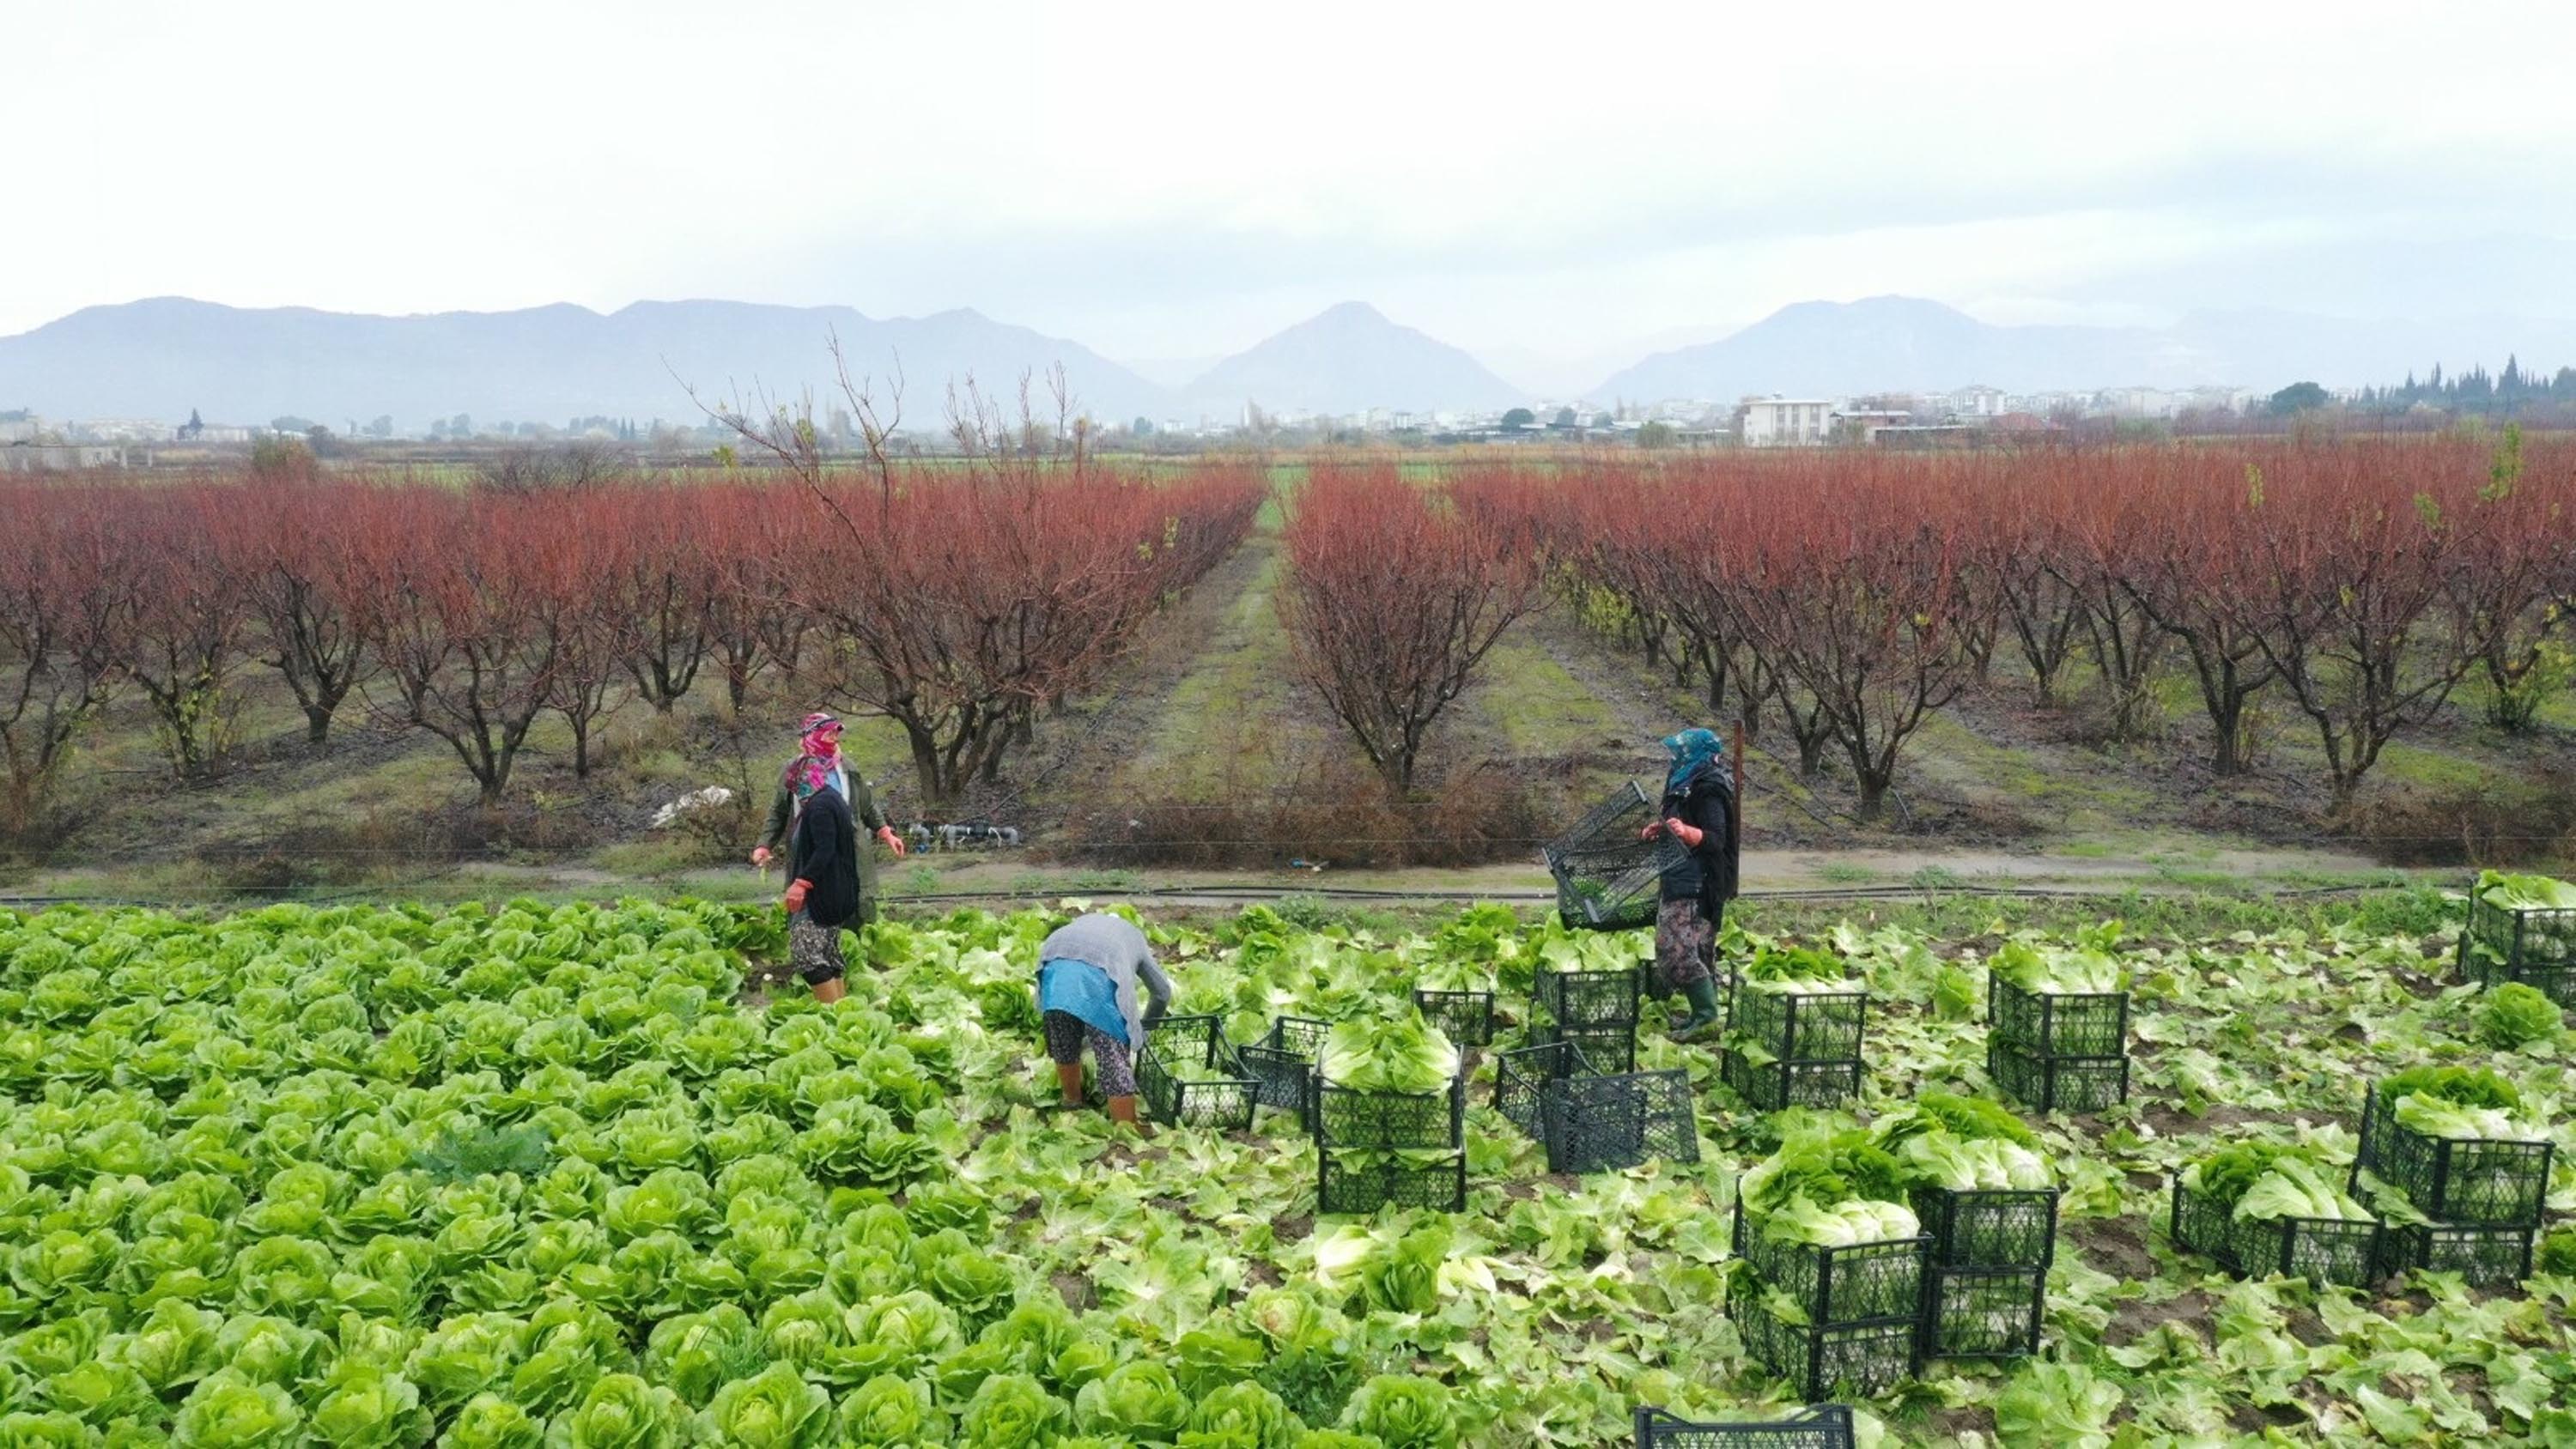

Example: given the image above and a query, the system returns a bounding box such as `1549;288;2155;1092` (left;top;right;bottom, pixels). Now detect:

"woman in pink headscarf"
752;712;907;1002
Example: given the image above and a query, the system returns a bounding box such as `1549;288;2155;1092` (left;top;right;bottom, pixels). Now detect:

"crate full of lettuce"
1984;935;2131;1112
1311;1014;1467;1214
1869;1093;2057;1359
2458;871;2576;1006
2352;1068;2555;1228
1726;1126;1926;1398
2171;1142;2383;1286
1719;946;1867;1112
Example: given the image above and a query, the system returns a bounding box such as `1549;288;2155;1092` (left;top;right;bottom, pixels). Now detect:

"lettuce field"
0;895;2571;1447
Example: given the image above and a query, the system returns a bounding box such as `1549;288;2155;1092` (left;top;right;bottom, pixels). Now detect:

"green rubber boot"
1670;978;1722;1042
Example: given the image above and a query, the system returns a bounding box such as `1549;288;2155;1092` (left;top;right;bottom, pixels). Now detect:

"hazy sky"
9;0;2576;373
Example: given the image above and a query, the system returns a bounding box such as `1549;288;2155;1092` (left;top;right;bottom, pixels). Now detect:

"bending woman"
1034;911;1172;1127
1644;727;1739;1041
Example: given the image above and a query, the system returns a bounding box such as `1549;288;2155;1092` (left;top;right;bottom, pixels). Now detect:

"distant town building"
1741;397;1832;447
1947;385;2007;419
2;443;128;472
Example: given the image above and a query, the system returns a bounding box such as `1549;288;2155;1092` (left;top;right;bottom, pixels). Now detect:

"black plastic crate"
2376;1221;2536;1287
1534;967;1646;1031
1135;1017;1257;1131
1532;1021;1639;1076
1730;1200;1929;1325
1634;1406;1854;1448
1724;982;1868;1063
1544;783;1688;931
2167;1179;2382;1288
1316;1146;1466;1215
1412;989;1496;1048
1917;1265;2042;1360
1985;1038;2128;1113
2457;891;2576;1007
1720;1049;1861;1112
1987;976;2129;1058
1312;1076;1466;1152
1493;1039;1597;1139
2350;1080;2553;1227
1726;1270;1917;1403
1236;1016;1329;1118
1911;1185;2059;1270
1539;1069;1700;1175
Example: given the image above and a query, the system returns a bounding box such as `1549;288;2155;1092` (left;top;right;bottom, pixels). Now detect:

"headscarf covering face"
1662;727;1725;797
786;712;844;802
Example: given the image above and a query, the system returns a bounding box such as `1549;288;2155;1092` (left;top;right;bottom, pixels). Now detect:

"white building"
1741;397;1832;447
1;443;128;472
1947;385;2007;419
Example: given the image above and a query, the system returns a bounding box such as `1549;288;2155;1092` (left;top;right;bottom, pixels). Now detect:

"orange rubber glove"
1637;820;1665;841
782;878;811;914
878;826;908;858
1665;818;1704;849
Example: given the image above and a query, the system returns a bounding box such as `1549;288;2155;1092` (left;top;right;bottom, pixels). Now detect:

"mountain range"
4;293;2573;428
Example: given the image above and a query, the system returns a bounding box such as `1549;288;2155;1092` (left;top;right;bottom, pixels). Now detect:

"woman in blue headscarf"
1642;727;1739;1040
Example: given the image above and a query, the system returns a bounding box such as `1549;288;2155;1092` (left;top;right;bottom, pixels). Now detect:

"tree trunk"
304;705;333;746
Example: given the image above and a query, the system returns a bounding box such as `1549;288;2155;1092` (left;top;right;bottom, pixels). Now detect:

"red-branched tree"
1277;465;1539;792
0;487;126;829
216;479;378;747
112;483;253;779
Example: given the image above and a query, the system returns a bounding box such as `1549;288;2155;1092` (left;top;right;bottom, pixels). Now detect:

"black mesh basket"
1720;1050;1862;1112
1532;1021;1640;1076
1985;1038;2129;1113
2351;1081;2555;1227
1634;1406;1855;1449
1730;1200;1929;1325
2376;1221;2537;1287
1412;989;1496;1047
1494;1039;1598;1138
1135;1016;1257;1131
1917;1264;2043;1360
1545;784;1688;931
1316;1145;1466;1215
1313;1076;1466;1152
1237;1016;1330;1118
1987;977;2129;1058
1726;1270;1918;1402
1539;1069;1700;1175
1534;967;1646;1031
2457;890;2576;1007
1911;1186;2060;1270
2167;1179;2382;1288
1724;982;1868;1062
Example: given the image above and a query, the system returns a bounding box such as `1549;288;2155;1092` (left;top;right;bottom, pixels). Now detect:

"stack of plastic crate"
1543;782;1687;933
1529;963;1645;1073
2455;882;2576;1008
2168;1173;2382;1288
1312;1064;1467;1215
1985;973;2129;1113
1134;1015;1259;1131
1236;1016;1330;1121
2352;1079;2555;1286
1718;978;1867;1111
1911;1182;2057;1361
1492;1038;1699;1176
1726;1200;1926;1400
1410;987;1496;1048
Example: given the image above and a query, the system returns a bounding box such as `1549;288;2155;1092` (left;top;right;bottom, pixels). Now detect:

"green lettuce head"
957;1373;1071;1448
693;1361;834;1448
1074;1361;1191;1442
172;1369;306;1446
1179;1380;1306;1449
544;1372;691;1449
2480;983;2563;1049
307;1362;435;1449
837;1373;946;1447
444;1392;545;1449
1338;1375;1456;1449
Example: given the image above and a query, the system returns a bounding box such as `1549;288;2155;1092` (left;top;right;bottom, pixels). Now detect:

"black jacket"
1657;764;1740;914
788;787;863;930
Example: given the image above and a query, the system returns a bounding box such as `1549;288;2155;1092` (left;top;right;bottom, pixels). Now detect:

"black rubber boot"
1670;978;1722;1041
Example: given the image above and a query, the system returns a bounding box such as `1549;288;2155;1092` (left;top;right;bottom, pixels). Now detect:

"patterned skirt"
788;910;847;985
1042;1009;1138;1097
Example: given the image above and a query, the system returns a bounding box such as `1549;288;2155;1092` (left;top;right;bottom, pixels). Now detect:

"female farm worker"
751;712;907;1001
1641;727;1740;1041
1034;911;1173;1127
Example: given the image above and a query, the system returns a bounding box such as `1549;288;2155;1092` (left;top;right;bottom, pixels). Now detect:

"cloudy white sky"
9;0;2576;379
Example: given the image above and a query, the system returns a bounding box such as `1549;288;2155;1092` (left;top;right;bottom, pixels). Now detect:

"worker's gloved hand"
1141;1005;1166;1033
750;846;772;868
1637;820;1665;841
878;826;908;858
1665;819;1704;849
782;879;811;914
